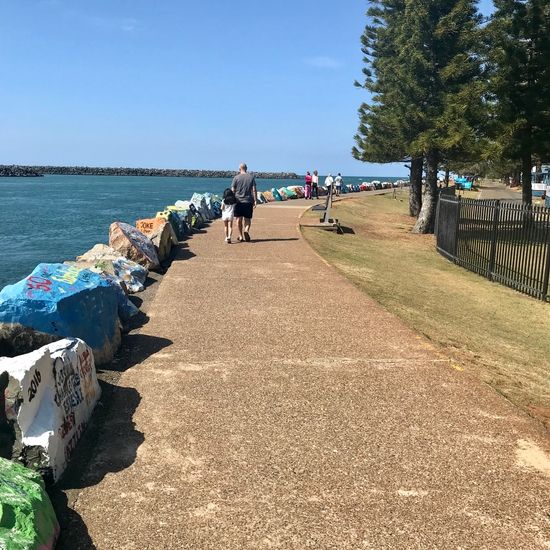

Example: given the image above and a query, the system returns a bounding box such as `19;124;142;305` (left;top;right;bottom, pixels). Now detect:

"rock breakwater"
2;165;299;179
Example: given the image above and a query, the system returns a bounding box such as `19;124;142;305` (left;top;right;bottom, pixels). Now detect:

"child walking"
221;188;236;243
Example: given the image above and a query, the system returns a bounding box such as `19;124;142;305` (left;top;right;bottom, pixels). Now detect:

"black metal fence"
435;195;550;301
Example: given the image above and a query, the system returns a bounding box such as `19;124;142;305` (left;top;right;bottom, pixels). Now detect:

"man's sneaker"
243;231;251;242
225;237;231;244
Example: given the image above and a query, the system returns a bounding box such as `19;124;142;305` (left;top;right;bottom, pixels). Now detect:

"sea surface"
0;174;402;289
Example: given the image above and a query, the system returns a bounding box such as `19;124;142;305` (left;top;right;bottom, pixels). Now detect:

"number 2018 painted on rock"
27;369;42;402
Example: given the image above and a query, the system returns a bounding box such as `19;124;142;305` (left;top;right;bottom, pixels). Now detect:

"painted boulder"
112;257;148;293
135;217;167;235
109;222;159;270
277;188;289;200
149;222;177;263
0;264;120;365
190;193;212;221
0;457;59;548
0;338;101;483
165;208;190;240
203;193;222;218
75;246;148;294
173;201;204;228
271;188;283;201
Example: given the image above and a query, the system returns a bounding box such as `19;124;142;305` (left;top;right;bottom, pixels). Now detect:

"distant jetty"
0;165;299;179
0;165;43;177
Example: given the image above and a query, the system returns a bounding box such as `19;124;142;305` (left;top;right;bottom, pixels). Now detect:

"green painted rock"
0;457;59;549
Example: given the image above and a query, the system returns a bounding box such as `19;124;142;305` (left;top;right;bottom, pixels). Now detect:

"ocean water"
0;174;401;289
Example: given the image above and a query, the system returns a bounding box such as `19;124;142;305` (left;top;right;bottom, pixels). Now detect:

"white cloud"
86;15;138;33
304;56;342;69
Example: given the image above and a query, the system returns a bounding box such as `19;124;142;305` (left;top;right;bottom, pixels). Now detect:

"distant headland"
0;165;299;179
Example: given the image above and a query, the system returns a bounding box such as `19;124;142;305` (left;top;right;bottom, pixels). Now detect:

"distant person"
312;170;319;199
221;188;236;244
231;162;257;242
325;174;334;195
334;173;343;196
305;171;313;199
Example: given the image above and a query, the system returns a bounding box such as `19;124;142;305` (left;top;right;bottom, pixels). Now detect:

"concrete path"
68;198;549;549
479;181;522;201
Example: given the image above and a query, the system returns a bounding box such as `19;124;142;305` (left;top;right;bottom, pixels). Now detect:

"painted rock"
0;263;121;365
0;338;101;483
149;221;177;263
72;248;148;294
0;457;59;547
135;217;167;235
109;222;159;270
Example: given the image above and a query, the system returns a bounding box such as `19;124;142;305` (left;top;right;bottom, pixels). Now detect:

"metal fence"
435;195;550;301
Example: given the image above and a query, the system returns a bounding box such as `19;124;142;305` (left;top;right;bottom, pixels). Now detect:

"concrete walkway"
69;198;549;549
479;181;522;200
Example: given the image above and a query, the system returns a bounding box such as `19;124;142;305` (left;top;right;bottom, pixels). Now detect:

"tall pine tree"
355;0;485;231
401;0;485;233
488;0;550;204
353;0;424;217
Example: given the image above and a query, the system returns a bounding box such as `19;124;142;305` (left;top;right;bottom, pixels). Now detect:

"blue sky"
1;0;494;177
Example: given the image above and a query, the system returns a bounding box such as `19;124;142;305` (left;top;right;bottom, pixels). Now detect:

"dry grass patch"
302;193;550;429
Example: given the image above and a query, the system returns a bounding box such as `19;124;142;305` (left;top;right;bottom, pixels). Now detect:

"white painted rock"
0;338;101;482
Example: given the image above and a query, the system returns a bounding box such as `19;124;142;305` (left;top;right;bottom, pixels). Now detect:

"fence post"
488;200;500;280
543;238;550;301
435;191;441;236
453;196;461;261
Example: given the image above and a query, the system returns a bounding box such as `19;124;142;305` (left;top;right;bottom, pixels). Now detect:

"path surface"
68;198;549;549
479;181;522;200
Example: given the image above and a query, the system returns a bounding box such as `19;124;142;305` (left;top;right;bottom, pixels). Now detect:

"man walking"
334;173;343;196
231;162;257;242
324;173;334;196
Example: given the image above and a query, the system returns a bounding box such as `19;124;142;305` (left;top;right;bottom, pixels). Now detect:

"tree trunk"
412;149;439;234
522;151;532;205
444;167;450;187
409;156;423;217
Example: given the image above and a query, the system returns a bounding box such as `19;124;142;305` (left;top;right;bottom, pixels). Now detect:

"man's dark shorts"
234;202;253;219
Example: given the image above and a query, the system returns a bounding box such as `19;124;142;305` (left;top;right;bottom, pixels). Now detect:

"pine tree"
355;0;485;230
399;0;485;233
488;0;550;205
353;0;424;217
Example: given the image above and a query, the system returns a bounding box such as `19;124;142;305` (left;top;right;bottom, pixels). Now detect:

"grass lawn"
301;191;550;429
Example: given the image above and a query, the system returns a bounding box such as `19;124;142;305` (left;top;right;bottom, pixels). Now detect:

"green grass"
301;193;550;428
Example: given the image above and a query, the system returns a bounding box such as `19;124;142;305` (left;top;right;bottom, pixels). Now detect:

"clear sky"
1;0;494;177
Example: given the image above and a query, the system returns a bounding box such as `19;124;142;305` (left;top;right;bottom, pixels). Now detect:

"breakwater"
1;165;299;179
0;165;42;177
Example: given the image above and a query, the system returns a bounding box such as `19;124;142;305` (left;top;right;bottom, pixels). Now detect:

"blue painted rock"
109;222;159;270
0;264;121;364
